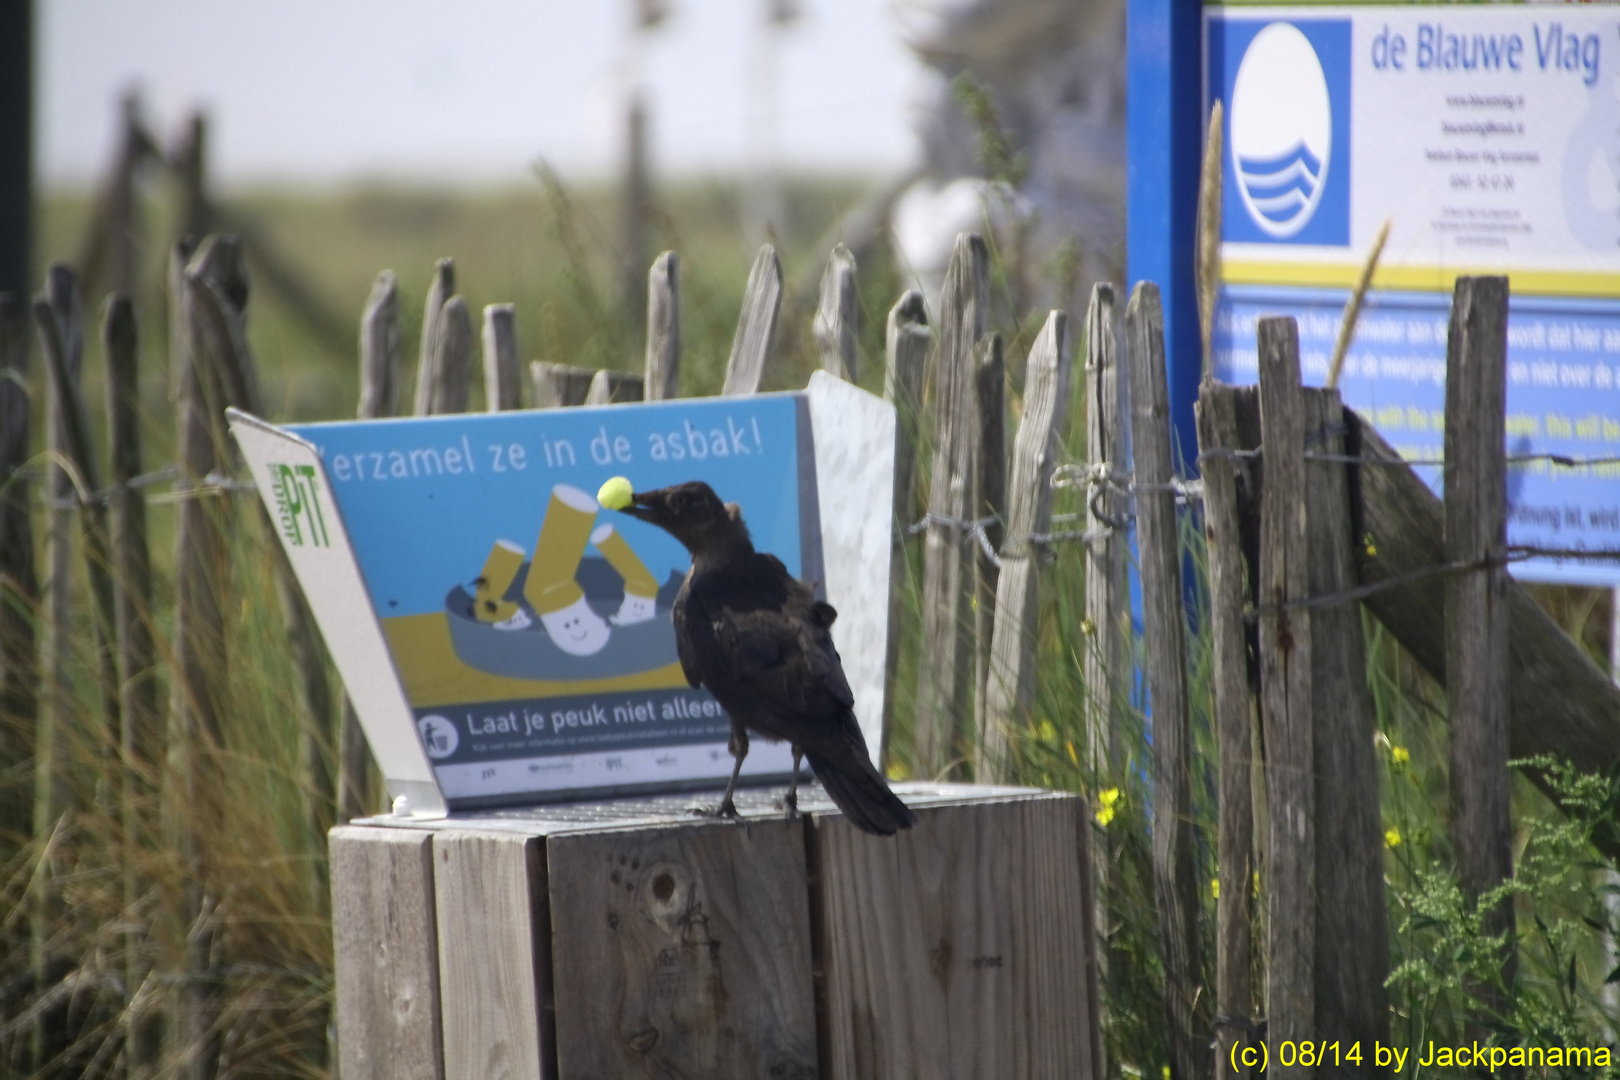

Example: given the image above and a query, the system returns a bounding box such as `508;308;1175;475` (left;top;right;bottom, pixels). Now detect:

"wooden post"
105;293;162;1072
413;259;454;416
1082;282;1128;1069
983;312;1072;780
882;290;929;762
1442;275;1515;1026
1194;382;1257;1079
531;362;598;409
170;235;226;1080
1082;283;1129;784
721;244;781;396
174;111;210;240
1126;282;1207;1080
644;250;680;401
1297;386;1391;1075
585;369;646;406
423;296;471;416
813;242;858;382
481;304;521;411
340;273;401;821
0;294;35;867
1256;316;1312;1078
916;233;988;778
972;333;1006;769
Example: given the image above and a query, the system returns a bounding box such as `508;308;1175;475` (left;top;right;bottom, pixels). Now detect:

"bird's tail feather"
806;750;917;836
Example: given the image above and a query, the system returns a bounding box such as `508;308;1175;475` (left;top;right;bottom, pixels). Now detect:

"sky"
39;0;928;188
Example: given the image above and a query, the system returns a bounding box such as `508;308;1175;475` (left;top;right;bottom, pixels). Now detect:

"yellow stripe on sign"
1221;260;1620;299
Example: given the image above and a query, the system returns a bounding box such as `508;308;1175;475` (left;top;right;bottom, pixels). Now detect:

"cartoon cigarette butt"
472;539;525;624
526;484;611;655
592;523;660;625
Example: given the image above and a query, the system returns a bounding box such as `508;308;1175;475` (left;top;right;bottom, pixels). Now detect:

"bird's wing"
671;588;704;689
711;603;856;716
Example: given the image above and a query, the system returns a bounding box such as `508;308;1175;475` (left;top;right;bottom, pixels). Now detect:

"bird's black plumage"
616;480;915;835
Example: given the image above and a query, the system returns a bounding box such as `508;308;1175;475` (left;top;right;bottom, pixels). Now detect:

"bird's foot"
773;790;799;820
687;796;740;821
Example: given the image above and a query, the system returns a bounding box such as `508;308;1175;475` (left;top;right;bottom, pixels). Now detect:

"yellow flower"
1364;532;1378;557
1252;870;1260;897
1390;745;1410;765
1037;720;1058;744
1095;787;1121;827
885;761;908;782
1384;827;1402;849
1066;741;1079;766
1080;617;1096;637
1210;877;1220;899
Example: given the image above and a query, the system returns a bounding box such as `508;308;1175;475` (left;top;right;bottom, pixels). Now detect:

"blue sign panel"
1216;286;1620;584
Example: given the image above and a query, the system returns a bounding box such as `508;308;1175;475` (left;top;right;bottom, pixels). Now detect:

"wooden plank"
105;293;162;1068
882;290;930;760
331;826;445;1080
359;271;400;421
917;233;988;778
812;793;1098;1080
813;242;858;382
644;250;680;401
169;235;225;1080
1081;283;1127;1071
1193;382;1256;1080
433;832;551;1080
343;272;401;820
972;332;1006;772
585;368;646;406
1126;282;1207;1080
425;295;472;416
531;361;596;409
0;293;35;862
413;258;454;416
481;303;522;411
721;244;782;396
1442;275;1515;1025
983;312;1071;781
1082;283;1128;782
548;818;816;1080
1256;316;1313;1078
1300;387;1389;1076
621;91;651;322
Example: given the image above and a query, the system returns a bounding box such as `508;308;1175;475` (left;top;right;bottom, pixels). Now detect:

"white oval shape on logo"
1230;22;1332;239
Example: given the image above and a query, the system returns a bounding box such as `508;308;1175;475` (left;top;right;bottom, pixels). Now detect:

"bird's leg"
693;722;747;820
779;745;803;820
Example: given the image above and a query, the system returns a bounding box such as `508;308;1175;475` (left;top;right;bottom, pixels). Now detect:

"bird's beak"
616;489;662;525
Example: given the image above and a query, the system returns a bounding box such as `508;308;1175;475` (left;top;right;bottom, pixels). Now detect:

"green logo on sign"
270;463;330;548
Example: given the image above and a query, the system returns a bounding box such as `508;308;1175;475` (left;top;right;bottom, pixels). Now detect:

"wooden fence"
7;115;1620;1077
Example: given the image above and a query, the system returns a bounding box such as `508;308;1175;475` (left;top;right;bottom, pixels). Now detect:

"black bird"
614;480;916;835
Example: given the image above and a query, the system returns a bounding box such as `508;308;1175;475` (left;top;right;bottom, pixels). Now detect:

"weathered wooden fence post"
532;362;596;409
882;290;929;762
722;245;782;396
1083;283;1128;782
1195;382;1257;1079
1301;385;1390;1074
813;242;858;382
1443;275;1515;1029
916;233;988;778
1082;282;1128;1069
644;251;680;401
585;369;646;405
1256;316;1313;1080
983;311;1071;780
170;235;226;1080
339;272;401;821
971;332;1005;760
424;296;472;416
481;303;522;411
1127;282;1207;1080
412;259;454;416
